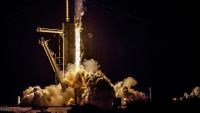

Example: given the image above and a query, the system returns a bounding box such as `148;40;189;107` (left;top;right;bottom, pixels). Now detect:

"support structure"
37;0;76;85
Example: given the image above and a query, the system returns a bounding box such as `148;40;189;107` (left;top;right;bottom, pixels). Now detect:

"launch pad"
0;0;200;113
14;0;148;108
37;0;84;87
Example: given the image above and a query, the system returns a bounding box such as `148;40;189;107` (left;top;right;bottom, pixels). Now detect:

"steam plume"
21;59;147;107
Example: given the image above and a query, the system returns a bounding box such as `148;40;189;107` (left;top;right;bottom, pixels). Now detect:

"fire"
20;0;149;108
74;0;85;72
75;26;81;71
21;59;148;107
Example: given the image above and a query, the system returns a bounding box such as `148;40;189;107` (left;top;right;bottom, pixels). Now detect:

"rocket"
37;0;84;86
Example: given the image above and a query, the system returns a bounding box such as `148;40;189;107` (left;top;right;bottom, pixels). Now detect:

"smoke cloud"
172;86;200;102
114;77;147;106
21;59;147;107
74;0;86;27
190;86;200;97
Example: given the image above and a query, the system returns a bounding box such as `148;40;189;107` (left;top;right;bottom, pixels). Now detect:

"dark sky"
0;0;197;105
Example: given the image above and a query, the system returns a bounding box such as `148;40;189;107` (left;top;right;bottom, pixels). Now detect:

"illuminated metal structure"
37;0;78;87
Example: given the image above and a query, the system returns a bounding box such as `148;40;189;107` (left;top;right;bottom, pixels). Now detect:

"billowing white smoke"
82;59;99;73
172;86;200;101
190;86;200;97
22;85;75;106
114;77;148;106
21;59;147;106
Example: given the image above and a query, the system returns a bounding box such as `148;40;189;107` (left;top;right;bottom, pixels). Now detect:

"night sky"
0;0;197;105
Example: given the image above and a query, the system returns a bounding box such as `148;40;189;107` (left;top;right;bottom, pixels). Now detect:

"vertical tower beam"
66;0;70;22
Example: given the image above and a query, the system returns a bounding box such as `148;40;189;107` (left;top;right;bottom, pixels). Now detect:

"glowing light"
75;26;81;71
74;0;85;72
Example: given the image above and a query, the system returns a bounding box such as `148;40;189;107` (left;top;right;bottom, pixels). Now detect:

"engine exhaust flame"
74;0;85;71
75;27;81;71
